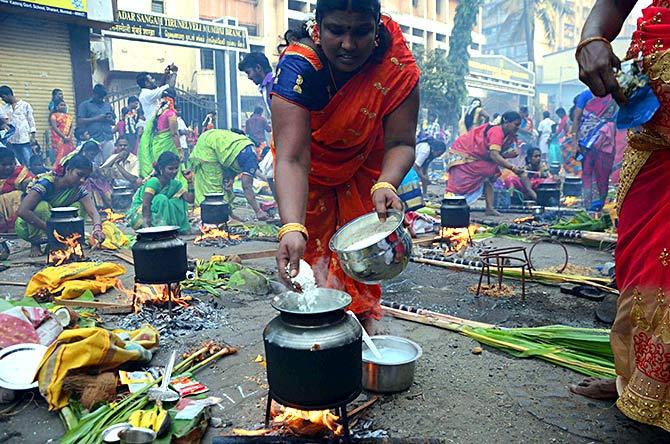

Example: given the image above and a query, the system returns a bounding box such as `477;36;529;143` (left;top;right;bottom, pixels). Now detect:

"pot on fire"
131;226;187;284
440;196;470;228
200;193;229;225
263;289;362;409
46;207;85;261
535;182;560;208
111;185;133;211
563;176;582;197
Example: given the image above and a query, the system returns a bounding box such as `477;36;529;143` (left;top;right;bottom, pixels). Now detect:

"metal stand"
264;395;352;443
477;246;532;300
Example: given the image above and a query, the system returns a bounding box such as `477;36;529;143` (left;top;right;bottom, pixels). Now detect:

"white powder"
342;231;389;252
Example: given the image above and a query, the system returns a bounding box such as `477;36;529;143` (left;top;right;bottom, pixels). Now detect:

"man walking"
244;107;272;146
0;86;36;166
77;84;116;162
537;111;556;160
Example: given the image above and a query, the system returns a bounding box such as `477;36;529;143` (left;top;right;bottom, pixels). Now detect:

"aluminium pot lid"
272;289;352;315
0;343;47;390
136;226;181;235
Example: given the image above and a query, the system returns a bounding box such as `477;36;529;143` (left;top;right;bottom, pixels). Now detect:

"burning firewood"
194;225;243;246
48;231;84;266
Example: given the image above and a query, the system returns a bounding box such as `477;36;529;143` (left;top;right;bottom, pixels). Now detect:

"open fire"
194;225;242;245
233;402;343;438
116;282;192;312
440;225;478;255
48;230;84;266
562;196;579;207
513;216;535;224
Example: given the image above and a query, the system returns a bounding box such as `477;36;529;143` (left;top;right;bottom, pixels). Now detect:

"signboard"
0;0;87;17
466;54;535;97
104;10;249;52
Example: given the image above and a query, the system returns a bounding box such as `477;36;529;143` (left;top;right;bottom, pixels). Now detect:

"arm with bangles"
80;194;105;241
576;0;636;101
374;84;421;221
272;96;311;282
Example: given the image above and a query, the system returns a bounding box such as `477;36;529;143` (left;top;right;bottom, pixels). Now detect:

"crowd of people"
0;54;276;257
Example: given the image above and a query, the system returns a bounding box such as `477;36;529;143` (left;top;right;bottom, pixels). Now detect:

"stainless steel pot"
563;176;582;197
263;289;362;409
118;427;156;444
131;226;187;284
329;210;412;284
362;335;422;393
111;185;134;211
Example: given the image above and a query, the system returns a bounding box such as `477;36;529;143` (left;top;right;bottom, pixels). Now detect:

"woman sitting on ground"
127;151;193;233
0;147;33;232
503;146;554;201
16;154;104;256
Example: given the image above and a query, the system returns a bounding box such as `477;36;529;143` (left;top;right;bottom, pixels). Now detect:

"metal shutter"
0;15;75;144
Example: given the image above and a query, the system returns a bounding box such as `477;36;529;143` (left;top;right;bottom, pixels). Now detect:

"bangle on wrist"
370;181;398;196
575;36;611;58
278;223;308;241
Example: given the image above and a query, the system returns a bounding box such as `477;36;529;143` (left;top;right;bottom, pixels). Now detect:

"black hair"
427;138;447;156
502;111;521;123
238;52;272;74
81;140;101;155
74;127;88;142
51;98;66;112
542;111;550;119
519;106;529;114
279;0;390;64
115;135;129;145
128;95;139;104
253;106;264;115
136;72;150;89
0;86;13;96
556;107;566;117
121;106;129;116
93;84;107;97
230;128;246;135
162;88;177;100
154;151;180;176
0;147;15;163
51;88;63;98
524;145;541;165
63;154;93;173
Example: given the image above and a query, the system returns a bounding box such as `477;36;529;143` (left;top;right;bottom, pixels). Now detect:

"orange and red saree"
274;17;419;318
50;112;75;166
612;2;670;431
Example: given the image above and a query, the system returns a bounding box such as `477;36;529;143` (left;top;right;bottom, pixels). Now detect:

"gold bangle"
370;181;398;196
278;223;309;241
575;36;611;58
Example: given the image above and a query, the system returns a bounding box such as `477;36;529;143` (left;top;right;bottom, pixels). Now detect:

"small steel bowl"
362;335;422;393
329;210;412;284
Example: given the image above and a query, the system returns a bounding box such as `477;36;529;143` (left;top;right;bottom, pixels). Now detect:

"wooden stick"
112;251;134;265
187;346;239;374
347;395;379;417
0;280;27;287
53;298;133;313
412;236;441;246
383;305;492;330
236;249;278;261
381;301;494;328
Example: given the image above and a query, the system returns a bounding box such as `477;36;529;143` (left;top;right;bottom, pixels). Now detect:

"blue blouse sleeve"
271;54;330;111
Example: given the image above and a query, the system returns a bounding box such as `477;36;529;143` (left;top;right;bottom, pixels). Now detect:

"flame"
116;282;191;313
440;225;478;255
102;208;125;222
194;225;242;244
513;216;535;224
562;196;578;207
233;403;343;438
48;230;84;266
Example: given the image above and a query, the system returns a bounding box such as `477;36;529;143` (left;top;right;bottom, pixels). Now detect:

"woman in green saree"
137;89;186;187
16;154;105;256
128;151;194;233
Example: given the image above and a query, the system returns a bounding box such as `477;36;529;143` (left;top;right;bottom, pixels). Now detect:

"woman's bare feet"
29;243;43;257
485;208;502;217
569;377;618;400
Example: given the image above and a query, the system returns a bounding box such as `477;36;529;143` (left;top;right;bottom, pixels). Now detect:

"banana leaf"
551;211;612;232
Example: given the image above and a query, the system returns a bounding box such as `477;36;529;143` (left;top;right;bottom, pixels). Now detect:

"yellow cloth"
36;325;159;410
100;221;130;250
25;262;125;299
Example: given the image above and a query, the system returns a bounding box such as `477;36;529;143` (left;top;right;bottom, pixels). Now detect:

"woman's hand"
512;166;526;176
276;231;306;284
576;40;625;103
91;224;105;244
372;188;404;222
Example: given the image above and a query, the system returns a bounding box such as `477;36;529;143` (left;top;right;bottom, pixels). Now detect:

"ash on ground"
111;297;227;340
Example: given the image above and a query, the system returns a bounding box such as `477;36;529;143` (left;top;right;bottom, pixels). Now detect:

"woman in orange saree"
272;0;420;322
49;99;75;166
573;0;670;432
